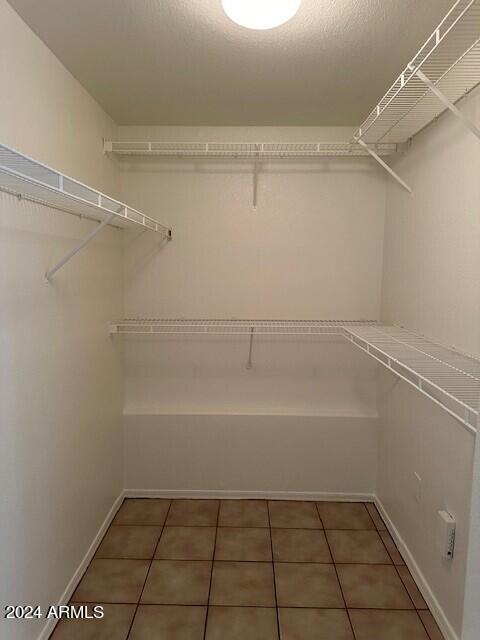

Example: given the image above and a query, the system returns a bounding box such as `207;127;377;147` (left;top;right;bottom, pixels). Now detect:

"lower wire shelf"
345;325;479;433
109;319;479;432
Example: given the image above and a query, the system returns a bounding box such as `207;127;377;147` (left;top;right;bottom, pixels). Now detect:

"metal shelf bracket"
246;327;255;369
253;162;259;208
45;213;115;281
413;67;480;142
354;138;413;194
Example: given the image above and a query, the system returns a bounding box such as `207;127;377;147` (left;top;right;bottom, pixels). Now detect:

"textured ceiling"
8;0;455;126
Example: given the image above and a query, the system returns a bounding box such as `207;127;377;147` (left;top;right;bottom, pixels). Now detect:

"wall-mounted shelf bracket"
246;327;255;369
45;213;115;281
413;67;480;142
354;138;413;194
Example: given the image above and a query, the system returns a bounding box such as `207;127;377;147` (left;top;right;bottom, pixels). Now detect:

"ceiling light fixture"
221;0;301;30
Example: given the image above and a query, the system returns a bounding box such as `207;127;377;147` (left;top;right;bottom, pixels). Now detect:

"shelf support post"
355;138;413;194
414;68;480;141
253;162;259;208
246;327;254;369
45;213;115;281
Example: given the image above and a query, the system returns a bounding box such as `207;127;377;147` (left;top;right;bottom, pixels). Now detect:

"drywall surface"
118;125;386;417
462;422;480;640
378;93;480;639
381;87;480;358
0;2;122;639
124;414;378;497
377;370;474;638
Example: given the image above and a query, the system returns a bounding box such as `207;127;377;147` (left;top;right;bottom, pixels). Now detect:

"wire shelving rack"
109;319;479;432
354;0;480;144
103;141;398;159
345;325;480;433
0;143;171;235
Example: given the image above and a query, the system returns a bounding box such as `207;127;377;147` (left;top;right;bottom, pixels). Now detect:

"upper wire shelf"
355;0;480;143
104;141;398;159
346;325;479;433
0;143;171;235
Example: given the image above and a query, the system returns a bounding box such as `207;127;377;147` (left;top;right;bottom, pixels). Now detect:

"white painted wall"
124;414;378;497
0;2;123;639
378;88;480;640
381;89;480;358
117;125;386;495
377;370;474;639
118;125;386;416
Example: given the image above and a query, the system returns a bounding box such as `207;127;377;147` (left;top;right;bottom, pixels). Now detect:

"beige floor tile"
71;559;149;603
380;530;405;565
271;529;331;563
155;526;216;560
279;608;354;640
317;503;375;530
349;609;429;639
95;526;161;559
326;530;391;564
365;503;387;531
166;500;219;526
129;605;207;640
396;566;427;609
205;606;278;640
418;611;445;640
269;501;322;529
210;561;275;606
113;499;170;526
337;564;413;609
141;560;211;605
51;603;136;640
215;527;272;561
219;500;269;527
275;562;344;608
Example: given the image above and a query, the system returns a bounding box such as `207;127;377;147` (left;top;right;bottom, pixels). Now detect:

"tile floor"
50;499;445;640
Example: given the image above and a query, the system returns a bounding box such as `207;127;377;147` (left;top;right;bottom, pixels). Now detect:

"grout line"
63;600;432;610
267;502;282;640
125;500;172;640
202;501;220;640
317;502;358;640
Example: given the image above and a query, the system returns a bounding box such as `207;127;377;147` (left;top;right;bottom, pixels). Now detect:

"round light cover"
221;0;301;30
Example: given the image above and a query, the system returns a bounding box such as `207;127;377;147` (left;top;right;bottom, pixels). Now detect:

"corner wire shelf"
354;0;480;144
109;319;479;432
103;141;399;159
345;325;479;434
0;143;171;235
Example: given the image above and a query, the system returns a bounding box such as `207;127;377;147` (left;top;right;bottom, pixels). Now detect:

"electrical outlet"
414;472;422;503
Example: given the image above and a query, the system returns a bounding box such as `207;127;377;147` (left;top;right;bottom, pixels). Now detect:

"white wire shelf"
109;318;377;336
104;141;399;159
345;325;479;433
0;143;171;235
355;0;480;143
110;319;479;431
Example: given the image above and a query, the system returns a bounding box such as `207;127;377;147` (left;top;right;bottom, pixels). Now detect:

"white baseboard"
124;489;374;502
374;497;458;640
37;491;125;640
